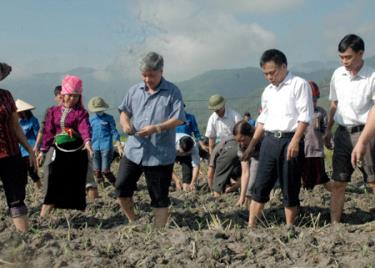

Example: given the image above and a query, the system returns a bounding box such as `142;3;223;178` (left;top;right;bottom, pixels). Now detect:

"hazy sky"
1;0;374;81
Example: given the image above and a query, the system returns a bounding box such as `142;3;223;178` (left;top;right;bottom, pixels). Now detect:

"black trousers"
250;135;303;207
116;157;173;208
0;155;28;217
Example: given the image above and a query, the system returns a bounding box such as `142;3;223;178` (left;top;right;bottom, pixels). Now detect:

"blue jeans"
93;149;113;172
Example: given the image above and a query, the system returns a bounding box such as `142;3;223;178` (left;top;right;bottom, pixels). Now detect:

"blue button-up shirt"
90;113;120;151
119;77;185;166
19;116;40;157
176;112;201;141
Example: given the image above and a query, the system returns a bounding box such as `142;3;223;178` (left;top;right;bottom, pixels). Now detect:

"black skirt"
44;139;88;210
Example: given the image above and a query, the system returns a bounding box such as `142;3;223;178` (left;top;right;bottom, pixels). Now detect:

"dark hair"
244;112;251;117
179;136;194;152
338;34;365;53
54;85;62;96
260;49;287;67
233;120;255;136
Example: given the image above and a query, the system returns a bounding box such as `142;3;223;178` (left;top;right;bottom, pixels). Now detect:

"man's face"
142;69;163;90
262;61;287;86
215;107;225;117
339;48;363;72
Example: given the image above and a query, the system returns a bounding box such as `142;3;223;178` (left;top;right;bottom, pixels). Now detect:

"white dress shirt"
205;107;242;142
257;72;313;132
329;65;375;126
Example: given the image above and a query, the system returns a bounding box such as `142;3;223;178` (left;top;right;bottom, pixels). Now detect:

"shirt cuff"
297;114;311;123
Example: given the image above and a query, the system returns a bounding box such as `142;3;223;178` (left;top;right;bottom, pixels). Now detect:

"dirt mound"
1;165;375;267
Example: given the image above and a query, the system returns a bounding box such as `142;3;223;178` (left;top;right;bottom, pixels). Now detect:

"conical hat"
15;99;35;112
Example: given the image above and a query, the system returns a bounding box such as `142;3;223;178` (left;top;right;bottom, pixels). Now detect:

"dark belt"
265;131;295;139
338;125;364;134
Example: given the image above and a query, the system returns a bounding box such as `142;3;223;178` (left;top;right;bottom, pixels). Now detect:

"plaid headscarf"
61;75;83;95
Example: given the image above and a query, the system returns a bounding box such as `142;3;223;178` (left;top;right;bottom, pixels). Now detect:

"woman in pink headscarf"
38;75;93;217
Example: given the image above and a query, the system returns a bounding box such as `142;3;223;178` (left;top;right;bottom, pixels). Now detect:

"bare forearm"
249;123;264;148
208;138;215;154
119;112;131;130
158;118;183;131
240;162;250;199
292;121;309;143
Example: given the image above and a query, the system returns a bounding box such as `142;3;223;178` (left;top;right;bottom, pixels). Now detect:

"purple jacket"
41;105;91;152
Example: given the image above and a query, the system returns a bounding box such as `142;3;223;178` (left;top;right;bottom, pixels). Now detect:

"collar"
269;72;293;89
212;107;229;120
140;77;167;93
340;64;369;79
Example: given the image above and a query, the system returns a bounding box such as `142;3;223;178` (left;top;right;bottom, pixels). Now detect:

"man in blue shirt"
117;52;185;228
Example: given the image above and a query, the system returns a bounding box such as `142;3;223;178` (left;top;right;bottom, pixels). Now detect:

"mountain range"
2;56;375;130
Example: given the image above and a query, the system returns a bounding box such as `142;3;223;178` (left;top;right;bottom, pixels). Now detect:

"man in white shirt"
242;49;313;228
205;94;241;189
205;95;242;154
324;34;375;224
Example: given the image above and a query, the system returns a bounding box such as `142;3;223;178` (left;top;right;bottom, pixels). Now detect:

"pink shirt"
41;105;91;152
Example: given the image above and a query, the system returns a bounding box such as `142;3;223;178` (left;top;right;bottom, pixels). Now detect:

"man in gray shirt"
117;52;185;228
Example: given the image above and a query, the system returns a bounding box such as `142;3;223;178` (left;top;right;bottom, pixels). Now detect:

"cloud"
210;0;304;14
322;0;375;59
106;0;279;81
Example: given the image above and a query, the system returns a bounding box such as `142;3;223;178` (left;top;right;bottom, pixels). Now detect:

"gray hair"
139;52;164;72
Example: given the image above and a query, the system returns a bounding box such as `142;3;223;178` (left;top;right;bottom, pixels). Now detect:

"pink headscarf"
61;75;83;95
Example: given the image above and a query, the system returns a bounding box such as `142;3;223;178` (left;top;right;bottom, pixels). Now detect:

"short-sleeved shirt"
205;107;241;142
0;89;20;158
118;77;185;166
329;65;375;126
304;106;327;158
90;113;120;151
175;133;200;167
19;116;40;157
176;112;201;141
257;72;313;132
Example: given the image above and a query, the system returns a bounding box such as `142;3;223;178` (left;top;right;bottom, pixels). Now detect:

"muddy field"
1;161;375;268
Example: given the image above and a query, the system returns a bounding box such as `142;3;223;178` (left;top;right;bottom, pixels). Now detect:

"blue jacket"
176;112;201;141
19;116;40;157
90;113;120;151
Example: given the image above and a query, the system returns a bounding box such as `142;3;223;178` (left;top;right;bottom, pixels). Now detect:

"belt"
338;125;364;134
265;131;295;139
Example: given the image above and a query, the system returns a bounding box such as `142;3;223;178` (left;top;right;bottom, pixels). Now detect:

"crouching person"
210;136;242;197
116;52;185;228
173;133;200;191
234;121;259;209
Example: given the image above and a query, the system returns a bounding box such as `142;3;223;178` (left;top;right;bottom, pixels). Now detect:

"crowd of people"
1;33;375;232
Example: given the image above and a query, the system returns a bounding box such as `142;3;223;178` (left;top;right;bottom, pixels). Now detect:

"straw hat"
208;94;225;111
15;99;35;112
88;96;109;112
